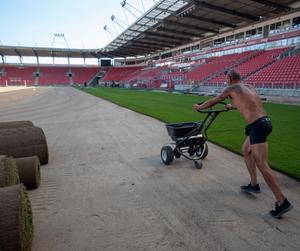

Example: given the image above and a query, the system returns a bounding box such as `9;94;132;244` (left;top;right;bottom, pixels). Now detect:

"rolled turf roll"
0;121;34;130
0;184;33;251
0;155;20;187
0;127;49;164
15;156;41;190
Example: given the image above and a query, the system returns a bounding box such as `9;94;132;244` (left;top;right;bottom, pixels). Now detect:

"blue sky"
0;0;156;49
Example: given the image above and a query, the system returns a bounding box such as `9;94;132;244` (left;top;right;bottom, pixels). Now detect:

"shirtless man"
193;69;293;218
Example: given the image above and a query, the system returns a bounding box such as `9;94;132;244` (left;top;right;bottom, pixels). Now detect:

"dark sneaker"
241;183;261;193
270;198;293;219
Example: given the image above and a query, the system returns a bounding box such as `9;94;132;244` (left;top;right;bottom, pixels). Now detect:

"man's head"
225;69;241;84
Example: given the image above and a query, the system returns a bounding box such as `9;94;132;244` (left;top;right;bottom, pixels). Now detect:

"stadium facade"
0;0;300;95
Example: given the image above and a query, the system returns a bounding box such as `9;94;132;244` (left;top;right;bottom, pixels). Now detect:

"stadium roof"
0;45;111;59
101;0;299;57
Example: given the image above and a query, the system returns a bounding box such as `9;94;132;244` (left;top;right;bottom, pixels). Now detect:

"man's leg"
250;142;284;203
242;137;257;185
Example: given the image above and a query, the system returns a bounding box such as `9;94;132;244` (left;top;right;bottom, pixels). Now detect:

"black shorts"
245;116;272;145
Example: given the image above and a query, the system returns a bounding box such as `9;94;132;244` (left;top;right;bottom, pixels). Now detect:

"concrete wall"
174;84;300;97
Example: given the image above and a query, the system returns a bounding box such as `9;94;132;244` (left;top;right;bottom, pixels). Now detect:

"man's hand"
193;104;201;111
225;103;234;110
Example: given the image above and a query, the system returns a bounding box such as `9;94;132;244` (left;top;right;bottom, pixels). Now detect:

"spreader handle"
197;101;229;113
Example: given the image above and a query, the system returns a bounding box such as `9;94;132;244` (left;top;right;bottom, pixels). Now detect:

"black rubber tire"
161;145;174;165
200;143;208;159
15;156;41;190
194;161;203;169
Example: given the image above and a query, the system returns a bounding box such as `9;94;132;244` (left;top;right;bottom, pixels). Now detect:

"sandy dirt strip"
0;86;32;93
0;87;299;251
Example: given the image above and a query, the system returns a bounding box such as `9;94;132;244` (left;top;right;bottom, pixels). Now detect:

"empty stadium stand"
38;67;70;85
246;54;300;88
123;66;168;88
98;46;299;90
102;66;144;82
70;67;99;84
0;66;99;86
0;66;36;86
209;48;288;84
186;51;257;83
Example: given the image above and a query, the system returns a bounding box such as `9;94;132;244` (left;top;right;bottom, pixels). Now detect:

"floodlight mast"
103;25;118;39
140;0;145;12
111;15;128;33
51;33;69;48
103;0;150;55
51;33;71;65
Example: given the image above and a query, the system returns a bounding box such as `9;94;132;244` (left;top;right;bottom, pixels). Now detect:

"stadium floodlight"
121;0;126;8
111;18;119;36
51;33;69;49
111;14;128;34
120;0;143;19
54;33;65;37
112;15;128;28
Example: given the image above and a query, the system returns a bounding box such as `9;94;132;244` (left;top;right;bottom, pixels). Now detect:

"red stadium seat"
246;54;300;89
0;66;100;86
209;48;287;85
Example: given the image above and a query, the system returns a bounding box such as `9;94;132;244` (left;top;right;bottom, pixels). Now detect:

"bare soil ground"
0;87;299;251
0;86;31;93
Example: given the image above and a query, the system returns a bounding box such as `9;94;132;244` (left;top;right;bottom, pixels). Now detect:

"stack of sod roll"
0;156;34;251
15;156;41;190
0;120;49;250
0;124;48;164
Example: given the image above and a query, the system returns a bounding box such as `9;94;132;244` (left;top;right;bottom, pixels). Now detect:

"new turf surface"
81;87;300;181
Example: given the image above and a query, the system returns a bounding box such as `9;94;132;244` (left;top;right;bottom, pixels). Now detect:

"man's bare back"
192;82;266;124
225;83;266;124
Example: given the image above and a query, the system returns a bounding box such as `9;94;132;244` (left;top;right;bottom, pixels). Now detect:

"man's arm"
193;86;234;111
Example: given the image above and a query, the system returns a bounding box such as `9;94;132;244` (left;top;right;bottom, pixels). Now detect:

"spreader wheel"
196;143;209;159
161;145;174;165
200;143;208;159
194;161;203;169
